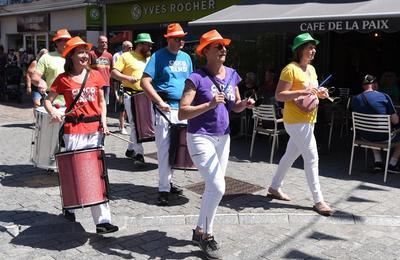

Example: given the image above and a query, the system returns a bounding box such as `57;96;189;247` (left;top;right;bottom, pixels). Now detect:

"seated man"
351;74;400;173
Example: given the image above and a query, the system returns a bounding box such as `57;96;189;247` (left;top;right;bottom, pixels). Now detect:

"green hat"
134;33;153;44
291;33;319;52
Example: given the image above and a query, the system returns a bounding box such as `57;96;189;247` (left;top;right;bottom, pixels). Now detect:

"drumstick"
61;104;86;118
108;132;134;144
318;74;335;102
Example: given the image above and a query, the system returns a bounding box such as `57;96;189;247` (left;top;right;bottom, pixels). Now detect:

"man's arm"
141;74;170;112
111;69;138;84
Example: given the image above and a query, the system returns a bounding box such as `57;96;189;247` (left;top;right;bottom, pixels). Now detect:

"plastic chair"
249;104;286;163
349;112;399;182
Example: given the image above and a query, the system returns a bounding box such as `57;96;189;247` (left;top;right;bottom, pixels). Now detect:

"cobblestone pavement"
1;100;400;259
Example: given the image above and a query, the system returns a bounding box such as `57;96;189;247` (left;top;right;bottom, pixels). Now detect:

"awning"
189;0;400;33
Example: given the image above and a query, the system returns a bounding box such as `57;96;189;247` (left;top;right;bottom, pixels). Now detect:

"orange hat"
195;30;231;56
52;29;72;42
62;36;93;58
164;23;187;38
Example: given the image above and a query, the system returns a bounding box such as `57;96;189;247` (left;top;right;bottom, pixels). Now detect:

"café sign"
300;18;391;32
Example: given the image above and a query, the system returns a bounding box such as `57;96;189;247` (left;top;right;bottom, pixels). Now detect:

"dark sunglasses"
172;37;185;42
213;44;226;50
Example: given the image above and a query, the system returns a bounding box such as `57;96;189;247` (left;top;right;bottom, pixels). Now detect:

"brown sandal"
313;202;333;216
266;188;291;201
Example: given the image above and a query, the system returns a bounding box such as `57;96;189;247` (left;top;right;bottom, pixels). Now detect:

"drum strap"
58;70;89;148
64;115;101;124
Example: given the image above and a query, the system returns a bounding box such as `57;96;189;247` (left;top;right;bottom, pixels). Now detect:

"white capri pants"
270;123;324;203
154;108;186;192
124;94;144;155
187;133;230;235
63;132;112;225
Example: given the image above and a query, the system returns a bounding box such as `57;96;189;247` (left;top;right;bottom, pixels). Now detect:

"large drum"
131;91;155;143
55;147;109;209
169;124;197;171
32;106;65;170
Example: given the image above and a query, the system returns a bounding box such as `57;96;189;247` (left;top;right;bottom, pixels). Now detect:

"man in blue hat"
111;33;153;165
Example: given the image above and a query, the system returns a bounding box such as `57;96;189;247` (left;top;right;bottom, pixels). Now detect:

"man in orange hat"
141;23;193;206
30;28;72;106
89;35;113;106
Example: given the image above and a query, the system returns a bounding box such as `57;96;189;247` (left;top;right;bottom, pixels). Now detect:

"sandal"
313;202;333;216
266;187;291;201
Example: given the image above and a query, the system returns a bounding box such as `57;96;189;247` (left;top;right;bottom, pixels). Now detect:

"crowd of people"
18;24;400;259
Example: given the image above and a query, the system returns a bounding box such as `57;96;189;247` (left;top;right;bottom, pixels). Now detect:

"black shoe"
133;154;145;165
192;229;201;245
63;210;76;222
373;161;384;173
158;192;169;206
96;223;119;234
199;236;222;260
125;149;135;159
170;183;183;195
388;164;400;174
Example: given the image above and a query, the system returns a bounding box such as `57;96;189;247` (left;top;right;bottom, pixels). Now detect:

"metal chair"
249;104;286;163
349;112;399;182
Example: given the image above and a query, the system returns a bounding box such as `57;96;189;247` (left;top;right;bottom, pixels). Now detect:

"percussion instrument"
131;91;155;143
32;106;65;170
55;147;109;209
169;124;197;171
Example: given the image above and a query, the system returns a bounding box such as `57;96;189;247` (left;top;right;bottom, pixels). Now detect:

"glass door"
23;33;49;56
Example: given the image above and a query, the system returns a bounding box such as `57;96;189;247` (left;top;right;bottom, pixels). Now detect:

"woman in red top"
44;36;118;234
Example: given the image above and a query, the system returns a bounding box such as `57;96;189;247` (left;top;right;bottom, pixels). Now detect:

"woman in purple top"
179;30;254;260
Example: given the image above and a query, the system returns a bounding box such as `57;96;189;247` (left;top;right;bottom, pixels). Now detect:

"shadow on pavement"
105;153;158;172
0;164;59;188
110;183;190;206
89;230;201;259
1;123;33;129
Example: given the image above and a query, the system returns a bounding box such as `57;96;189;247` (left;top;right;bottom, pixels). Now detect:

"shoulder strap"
66;69;89;113
153;105;172;126
361;92;380;114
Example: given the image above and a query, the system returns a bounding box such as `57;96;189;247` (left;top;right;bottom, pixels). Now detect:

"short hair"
362;74;377;85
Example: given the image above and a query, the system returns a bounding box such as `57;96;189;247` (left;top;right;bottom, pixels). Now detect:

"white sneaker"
120;127;128;135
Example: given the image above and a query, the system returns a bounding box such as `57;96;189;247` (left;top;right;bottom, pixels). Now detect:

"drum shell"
32;106;65;169
169;124;197;171
131;92;155;143
55;147;108;209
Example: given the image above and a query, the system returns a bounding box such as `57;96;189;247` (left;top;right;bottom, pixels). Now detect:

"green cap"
291;33;319;52
134;33;153;44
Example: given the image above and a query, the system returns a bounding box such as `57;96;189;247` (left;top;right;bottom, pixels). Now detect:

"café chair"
249;104;286;163
349;112;399;182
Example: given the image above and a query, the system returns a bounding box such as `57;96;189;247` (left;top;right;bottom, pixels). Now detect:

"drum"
32;106;65;170
169;124;197;171
55;147;109;209
131;91;155;143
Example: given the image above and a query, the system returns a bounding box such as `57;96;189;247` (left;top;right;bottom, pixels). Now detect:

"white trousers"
154;109;186;192
187;133;230;235
63;132;112;225
270;123;324;203
124;94;144;154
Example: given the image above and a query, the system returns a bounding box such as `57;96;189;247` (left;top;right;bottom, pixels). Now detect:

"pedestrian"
43;36;119;234
178;29;254;260
89;35;113;106
112;41;133;135
111;34;153;164
141;23;193;206
25;48;48;117
31;28;72;106
266;33;332;216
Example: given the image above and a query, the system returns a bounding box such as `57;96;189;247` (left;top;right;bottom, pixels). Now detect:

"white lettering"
300;23;307;31
177;3;184;12
170;3;176;12
209;0;215;9
161;4;167;13
193;1;200;11
379;19;389;29
335;21;342;30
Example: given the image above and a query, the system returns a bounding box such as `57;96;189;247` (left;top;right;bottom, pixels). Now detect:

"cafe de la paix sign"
300;18;390;32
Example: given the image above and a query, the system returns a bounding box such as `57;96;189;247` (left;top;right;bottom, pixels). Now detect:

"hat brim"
62;43;93;58
164;32;188;38
196;38;231;56
52;35;71;42
291;39;320;52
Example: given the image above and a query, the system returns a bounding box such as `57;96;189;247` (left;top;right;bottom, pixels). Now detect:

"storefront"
189;0;400;95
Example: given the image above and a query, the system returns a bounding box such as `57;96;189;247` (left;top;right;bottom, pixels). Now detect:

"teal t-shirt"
144;47;193;108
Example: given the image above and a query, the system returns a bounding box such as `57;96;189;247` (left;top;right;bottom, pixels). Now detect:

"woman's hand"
209;92;226;109
316;87;330;99
244;98;255;109
158;100;171;112
50;111;63;123
302;87;318;97
102;123;110;135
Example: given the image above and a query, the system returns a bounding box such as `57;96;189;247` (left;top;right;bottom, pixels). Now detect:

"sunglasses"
172;37;185;42
212;44;226;51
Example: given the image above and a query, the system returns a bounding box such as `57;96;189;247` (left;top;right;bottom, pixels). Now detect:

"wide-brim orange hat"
196;29;231;56
62;36;93;58
164;23;188;38
52;29;72;42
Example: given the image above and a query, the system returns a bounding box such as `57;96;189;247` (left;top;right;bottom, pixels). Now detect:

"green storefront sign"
107;0;240;26
86;5;103;30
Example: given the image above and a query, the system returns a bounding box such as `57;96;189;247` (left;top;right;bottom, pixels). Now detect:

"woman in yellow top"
266;33;332;216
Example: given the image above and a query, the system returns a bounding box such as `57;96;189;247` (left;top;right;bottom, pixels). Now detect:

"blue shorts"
32;91;42;102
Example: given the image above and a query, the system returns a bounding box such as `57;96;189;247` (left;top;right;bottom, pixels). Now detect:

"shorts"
116;102;125;112
32;91;42;102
